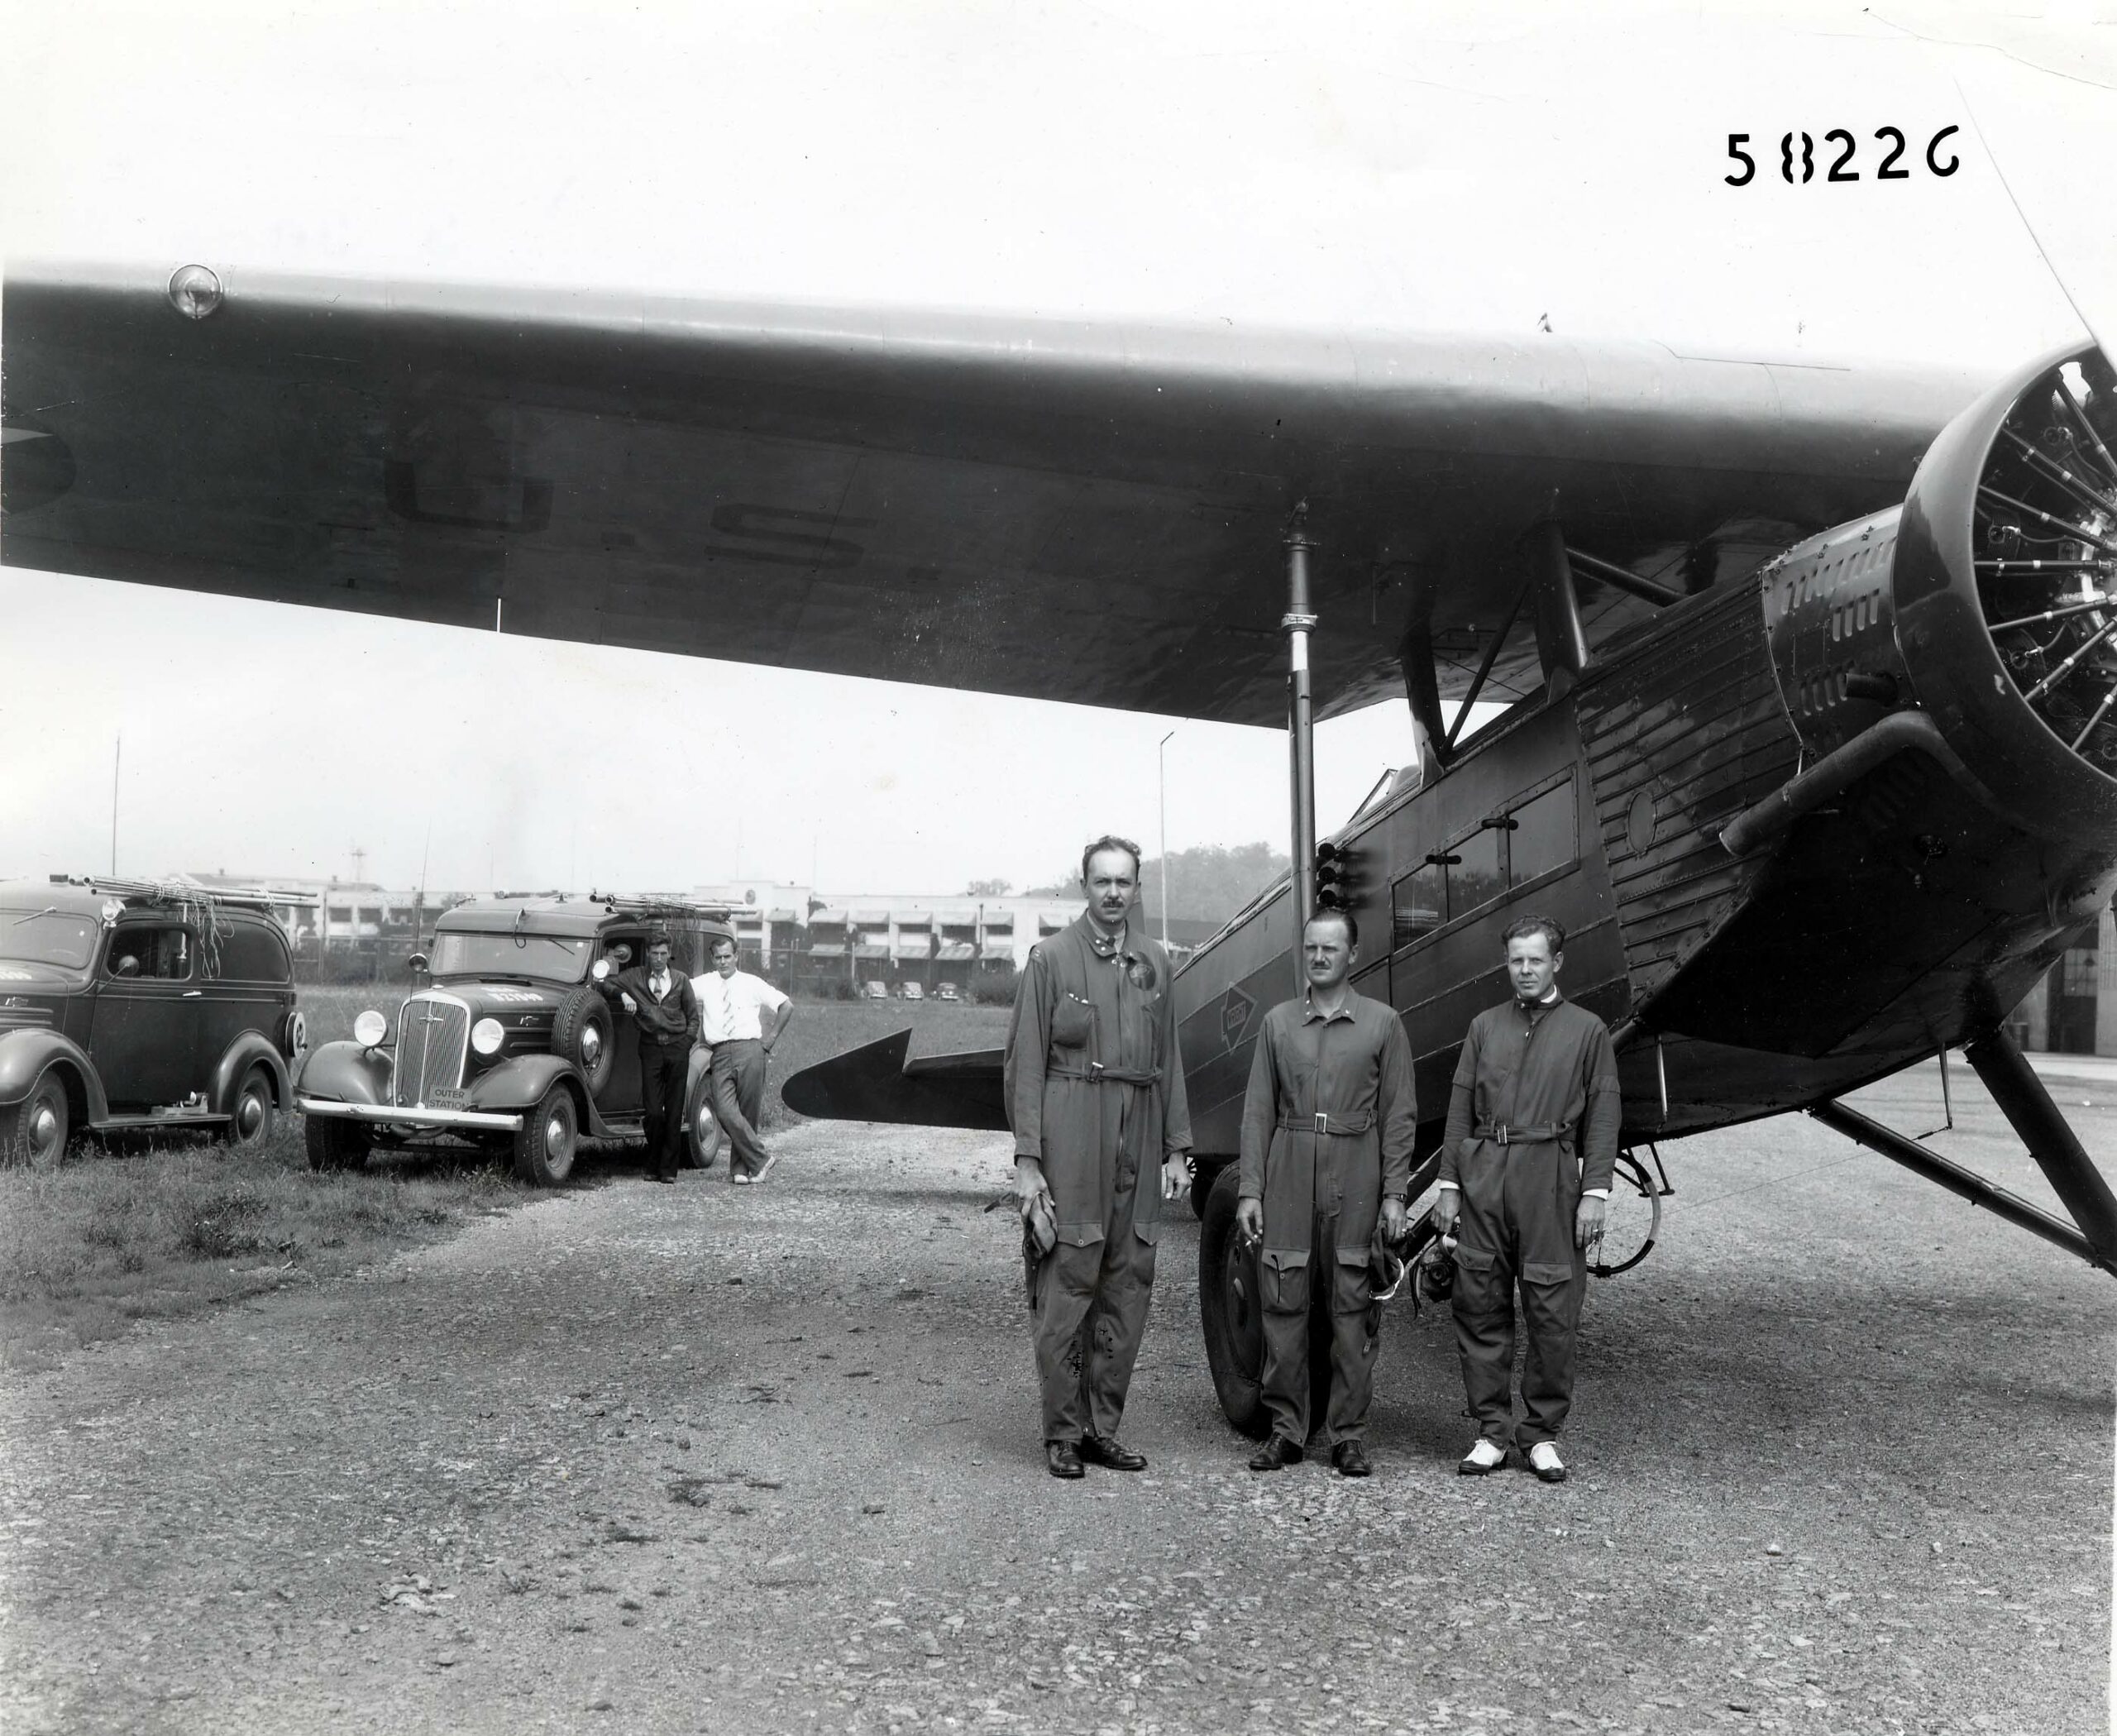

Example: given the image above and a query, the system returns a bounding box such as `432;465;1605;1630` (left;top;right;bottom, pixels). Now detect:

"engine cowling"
1755;341;2117;856
1895;341;2117;839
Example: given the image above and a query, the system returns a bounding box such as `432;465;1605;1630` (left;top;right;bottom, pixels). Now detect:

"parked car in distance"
934;981;961;1002
0;875;303;1166
296;893;734;1185
862;979;889;1001
900;981;925;1002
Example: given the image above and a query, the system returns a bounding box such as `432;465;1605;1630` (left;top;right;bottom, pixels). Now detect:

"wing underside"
1;265;1985;723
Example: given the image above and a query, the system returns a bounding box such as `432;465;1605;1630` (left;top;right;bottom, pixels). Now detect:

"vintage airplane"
5;262;2115;1434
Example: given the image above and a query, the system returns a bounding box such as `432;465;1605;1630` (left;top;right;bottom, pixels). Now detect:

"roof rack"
581;889;731;914
47;873;318;910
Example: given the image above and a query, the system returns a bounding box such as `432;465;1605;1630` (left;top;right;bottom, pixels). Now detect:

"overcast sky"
5;1;2115;895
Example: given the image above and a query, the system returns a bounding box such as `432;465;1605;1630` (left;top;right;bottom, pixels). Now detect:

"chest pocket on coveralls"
1050;992;1093;1050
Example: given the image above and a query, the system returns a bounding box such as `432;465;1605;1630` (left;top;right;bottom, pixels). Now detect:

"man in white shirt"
691;935;796;1184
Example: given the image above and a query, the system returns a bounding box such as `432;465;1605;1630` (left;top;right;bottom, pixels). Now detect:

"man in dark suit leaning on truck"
596;930;701;1184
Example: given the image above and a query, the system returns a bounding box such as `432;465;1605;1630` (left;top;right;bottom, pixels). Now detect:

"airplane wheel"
1197;1168;1338;1442
1188;1159;1224;1222
1198;1167;1269;1437
1589;1150;1663;1277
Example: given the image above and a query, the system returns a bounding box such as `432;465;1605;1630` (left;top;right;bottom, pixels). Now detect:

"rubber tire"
1197;1165;1270;1439
1197;1165;1336;1442
0;1065;70;1169
513;1083;580;1186
1190;1157;1229;1222
681;1070;723;1171
550;987;615;1097
226;1064;275;1149
304;1114;369;1172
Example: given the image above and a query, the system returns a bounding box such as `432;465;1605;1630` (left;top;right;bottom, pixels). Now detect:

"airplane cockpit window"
1450;829;1506;918
1508;779;1577;885
1391;863;1446;948
105;925;191;980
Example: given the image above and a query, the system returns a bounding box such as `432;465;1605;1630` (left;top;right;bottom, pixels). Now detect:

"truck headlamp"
471;1016;506;1056
353;1009;388;1047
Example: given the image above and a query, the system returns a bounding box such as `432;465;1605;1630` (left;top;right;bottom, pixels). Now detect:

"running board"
93;1111;230;1131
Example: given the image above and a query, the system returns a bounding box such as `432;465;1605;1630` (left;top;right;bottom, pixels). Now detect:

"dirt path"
1;1072;2110;1734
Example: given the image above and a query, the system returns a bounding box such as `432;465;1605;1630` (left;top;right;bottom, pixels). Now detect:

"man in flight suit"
1006;835;1193;1480
596;932;701;1184
1433;915;1621;1482
1235;908;1417;1477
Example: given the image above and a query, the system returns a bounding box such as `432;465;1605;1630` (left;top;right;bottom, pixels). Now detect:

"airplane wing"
2;261;1990;724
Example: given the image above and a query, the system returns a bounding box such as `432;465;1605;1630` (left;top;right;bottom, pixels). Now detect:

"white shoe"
1458;1437;1507;1475
1527;1441;1567;1483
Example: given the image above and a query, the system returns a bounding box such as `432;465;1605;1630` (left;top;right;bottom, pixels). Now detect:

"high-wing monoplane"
5;264;2115;1432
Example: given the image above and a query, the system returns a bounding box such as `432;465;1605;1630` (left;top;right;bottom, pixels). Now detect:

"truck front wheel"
513;1084;579;1186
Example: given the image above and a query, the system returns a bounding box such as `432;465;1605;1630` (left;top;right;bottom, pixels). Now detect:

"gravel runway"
2;1064;2110;1735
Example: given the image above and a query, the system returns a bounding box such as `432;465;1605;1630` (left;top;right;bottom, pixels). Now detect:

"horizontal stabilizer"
780;1031;1007;1131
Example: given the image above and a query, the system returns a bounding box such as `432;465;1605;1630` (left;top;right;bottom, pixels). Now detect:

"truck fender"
297;1040;393;1107
0;1029;109;1122
466;1054;595;1126
208;1032;292;1114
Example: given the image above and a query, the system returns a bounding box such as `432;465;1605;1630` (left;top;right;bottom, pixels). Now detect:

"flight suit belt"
1473;1121;1567;1145
1276;1112;1377;1136
1048;1064;1160;1085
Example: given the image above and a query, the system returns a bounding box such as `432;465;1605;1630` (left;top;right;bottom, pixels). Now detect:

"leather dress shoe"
1079;1434;1147;1471
1331;1440;1372;1478
1045;1440;1085;1480
1247;1435;1304;1472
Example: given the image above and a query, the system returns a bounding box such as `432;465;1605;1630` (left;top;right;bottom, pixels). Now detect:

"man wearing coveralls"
1005;836;1193;1481
1235;909;1417;1478
1433;915;1620;1483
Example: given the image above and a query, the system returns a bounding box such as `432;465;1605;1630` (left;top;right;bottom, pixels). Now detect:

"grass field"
0;992;1011;1372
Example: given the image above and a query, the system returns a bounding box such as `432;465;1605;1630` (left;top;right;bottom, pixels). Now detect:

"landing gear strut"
1809;1028;2117;1277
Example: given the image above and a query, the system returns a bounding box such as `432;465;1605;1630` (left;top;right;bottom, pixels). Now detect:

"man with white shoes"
1432;916;1620;1484
692;935;795;1184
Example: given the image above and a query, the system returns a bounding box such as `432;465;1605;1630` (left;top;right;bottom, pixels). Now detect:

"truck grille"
393;992;469;1107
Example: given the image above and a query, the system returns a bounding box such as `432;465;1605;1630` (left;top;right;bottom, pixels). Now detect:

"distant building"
183;872;469;955
2013;906;2116;1059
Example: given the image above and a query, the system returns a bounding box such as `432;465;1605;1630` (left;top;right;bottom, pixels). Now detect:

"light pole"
1157;729;1174;949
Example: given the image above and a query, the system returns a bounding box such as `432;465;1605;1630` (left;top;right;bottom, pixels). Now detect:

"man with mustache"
1004;835;1193;1480
1433;915;1620;1484
1235;906;1417;1478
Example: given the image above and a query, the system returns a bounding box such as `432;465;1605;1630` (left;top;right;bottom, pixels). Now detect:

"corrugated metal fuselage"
1174;556;2110;1161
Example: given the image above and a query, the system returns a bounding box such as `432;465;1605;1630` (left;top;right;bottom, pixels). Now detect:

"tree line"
967;842;1289;925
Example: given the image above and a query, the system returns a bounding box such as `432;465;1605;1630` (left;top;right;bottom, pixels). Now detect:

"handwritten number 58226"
1724;127;1960;185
